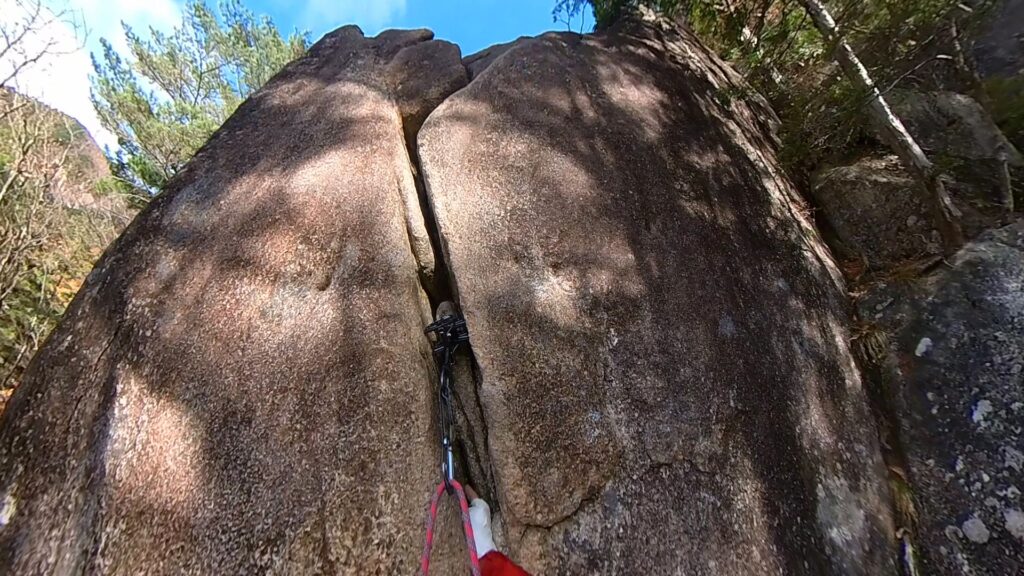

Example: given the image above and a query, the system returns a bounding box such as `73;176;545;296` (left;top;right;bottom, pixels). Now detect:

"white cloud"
0;0;181;152
299;0;406;37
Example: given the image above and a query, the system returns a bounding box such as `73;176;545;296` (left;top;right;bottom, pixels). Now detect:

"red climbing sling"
419;303;479;575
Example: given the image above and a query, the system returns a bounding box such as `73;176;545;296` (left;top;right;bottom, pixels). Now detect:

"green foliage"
562;0;999;172
554;0;683;28
0;203;122;397
94;175;150;210
1;206;127;399
90;0;308;192
983;75;1024;148
0;92;137;405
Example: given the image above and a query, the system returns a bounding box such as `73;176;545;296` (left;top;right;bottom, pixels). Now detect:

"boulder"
890;91;1022;223
812;156;940;265
419;16;893;575
386;36;468;133
857;221;1024;574
889;90;1022;166
971;0;1024;79
0;26;469;574
462;39;521;80
811;153;1010;268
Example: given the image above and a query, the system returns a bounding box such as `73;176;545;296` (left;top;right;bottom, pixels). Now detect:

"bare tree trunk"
797;0;965;253
949;17;1014;218
948;17;992;109
998;144;1014;216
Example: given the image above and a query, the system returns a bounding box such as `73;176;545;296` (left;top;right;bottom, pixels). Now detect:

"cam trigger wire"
420;303;479;576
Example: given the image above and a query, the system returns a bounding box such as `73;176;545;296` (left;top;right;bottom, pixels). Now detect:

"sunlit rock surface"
420;16;893;574
0;16;895;575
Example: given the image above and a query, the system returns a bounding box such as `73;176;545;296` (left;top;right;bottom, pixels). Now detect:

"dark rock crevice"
852;328;923;575
396;117;451;306
387;44;504;527
449;353;501;511
412;152;506;548
385;37;467;306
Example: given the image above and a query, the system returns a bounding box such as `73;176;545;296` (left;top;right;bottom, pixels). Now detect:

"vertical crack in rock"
451;354;499;510
394;122;438;301
397;117;450;306
388;44;502;515
387;38;466;307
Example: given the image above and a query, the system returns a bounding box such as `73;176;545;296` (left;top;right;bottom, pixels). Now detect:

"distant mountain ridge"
0;88;136;410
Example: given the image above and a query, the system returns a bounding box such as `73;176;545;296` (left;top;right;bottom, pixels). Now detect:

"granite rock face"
810;153;1006;267
420;17;893;575
971;0;1024;79
811;155;940;265
858;221;1024;575
1;17;897;576
0;26;468;574
889;90;1022;166
462;40;520;80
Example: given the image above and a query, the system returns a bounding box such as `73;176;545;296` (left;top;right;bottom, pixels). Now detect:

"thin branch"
0;0;44;63
998;145;1014;215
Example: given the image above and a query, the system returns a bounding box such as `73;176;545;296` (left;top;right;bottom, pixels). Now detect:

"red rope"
419;479;482;576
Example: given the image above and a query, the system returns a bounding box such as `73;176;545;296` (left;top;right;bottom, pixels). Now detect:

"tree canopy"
554;0;1012;251
90;0;308;192
1;1;138;406
553;0;1003;170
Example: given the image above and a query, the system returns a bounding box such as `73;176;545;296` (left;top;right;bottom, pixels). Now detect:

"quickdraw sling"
419;303;480;576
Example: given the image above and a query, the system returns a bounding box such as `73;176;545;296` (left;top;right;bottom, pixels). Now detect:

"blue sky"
255;0;595;57
1;0;593;150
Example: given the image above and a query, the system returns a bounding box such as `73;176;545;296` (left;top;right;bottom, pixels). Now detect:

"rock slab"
811;150;1016;268
0;27;468;574
812;155;941;265
859;220;1024;575
420;16;893;575
0;16;901;576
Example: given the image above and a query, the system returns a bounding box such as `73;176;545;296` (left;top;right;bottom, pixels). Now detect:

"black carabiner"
425;302;470;490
